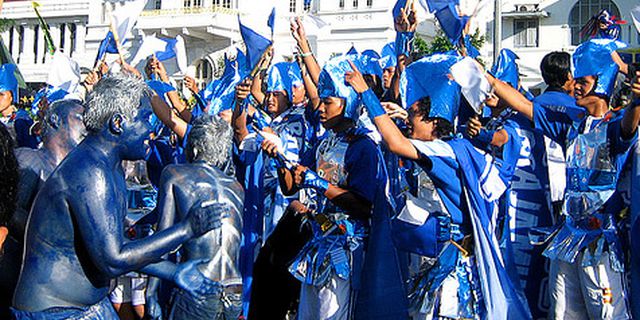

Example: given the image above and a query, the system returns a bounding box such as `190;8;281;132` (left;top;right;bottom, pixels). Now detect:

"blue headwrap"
400;53;462;122
345;53;384;82
379;42;397;70
317;56;364;120
361;49;381;60
491;49;520;89
573;38;627;97
0;64;18;103
266;62;303;103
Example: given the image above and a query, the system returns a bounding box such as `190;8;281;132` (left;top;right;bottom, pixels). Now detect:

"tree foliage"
0;19;15;33
414;28;486;59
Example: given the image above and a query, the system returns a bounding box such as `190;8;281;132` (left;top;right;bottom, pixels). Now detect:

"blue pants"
169;288;242;320
12;297;118;320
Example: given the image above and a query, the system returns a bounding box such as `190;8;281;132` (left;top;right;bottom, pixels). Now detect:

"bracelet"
299;51;313;57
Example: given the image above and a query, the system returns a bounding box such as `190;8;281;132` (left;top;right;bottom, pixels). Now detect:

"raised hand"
290;17;308;49
465;115;483;138
344;60;369;94
382;102;408;121
235;79;252;104
187;201;228;237
173;259;222;301
184;76;199;94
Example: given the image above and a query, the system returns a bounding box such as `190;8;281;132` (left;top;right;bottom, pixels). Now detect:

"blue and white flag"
130;34;188;74
96;0;146;62
435;3;468;45
202;56;242;115
47;50;81;100
238;7;275;73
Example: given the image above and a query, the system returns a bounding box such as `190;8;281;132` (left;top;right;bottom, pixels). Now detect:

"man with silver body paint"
146;114;244;320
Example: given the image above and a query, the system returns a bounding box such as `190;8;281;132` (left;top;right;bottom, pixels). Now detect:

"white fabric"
549;251;629;320
129;34;169;67
174;35;188;74
450;57;491;114
545;137;566;203
110;0;146;44
47;50;81;95
109;276;147;306
299;276;351;320
397;192;431;225
632;5;640;34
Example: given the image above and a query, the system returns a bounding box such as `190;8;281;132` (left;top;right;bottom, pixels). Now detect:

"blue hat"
361;49;381;60
346;46;358;55
379;42;397;69
317;56;364;120
266;62;303;103
0;63;18;103
345;53;384;82
400;53;462;122
573;38;627;97
491;49;520;89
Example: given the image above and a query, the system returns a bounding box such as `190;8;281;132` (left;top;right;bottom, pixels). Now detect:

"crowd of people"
0;4;639;320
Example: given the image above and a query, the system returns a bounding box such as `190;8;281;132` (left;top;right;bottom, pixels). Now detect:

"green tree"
414;28;486;59
0;18;14;33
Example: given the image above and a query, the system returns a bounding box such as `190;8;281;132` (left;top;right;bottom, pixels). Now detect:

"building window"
304;0;311;10
184;0;191;7
366;0;372;7
569;0;620;46
213;0;231;8
69;23;77;56
352;0;358;8
155;0;162;9
514;18;538;48
339;0;344;9
60;23;66;51
290;0;296;13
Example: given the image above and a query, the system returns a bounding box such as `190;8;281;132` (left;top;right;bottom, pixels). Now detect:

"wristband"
475;128;495;145
361;88;386;118
299;51;313;57
395;31;415;57
301;169;330;194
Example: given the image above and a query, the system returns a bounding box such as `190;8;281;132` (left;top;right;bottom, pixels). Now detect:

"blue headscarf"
345;53;384;82
0;63;18;103
379;42;397;70
399;53;462;122
266;62;303;103
573;38;627;97
317;56;365;120
491;49;520;89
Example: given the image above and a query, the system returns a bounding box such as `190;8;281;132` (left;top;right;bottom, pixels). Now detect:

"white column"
64;24;72;54
50;24;60;60
1;30;9;47
35;25;44;64
76;23;86;55
22;25;35;64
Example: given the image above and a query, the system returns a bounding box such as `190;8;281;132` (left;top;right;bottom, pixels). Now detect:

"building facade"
1;0;638;92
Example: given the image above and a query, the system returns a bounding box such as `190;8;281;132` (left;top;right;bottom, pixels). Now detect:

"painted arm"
70;171;224;278
621;71;640;140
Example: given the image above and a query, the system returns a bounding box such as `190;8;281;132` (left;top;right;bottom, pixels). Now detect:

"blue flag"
491;49;520;89
238;8;275;73
435;3;469;45
346;45;358;55
95;31;120;64
153;37;179;61
202;57;242;115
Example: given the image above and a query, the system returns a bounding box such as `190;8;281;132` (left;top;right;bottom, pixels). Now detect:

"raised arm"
486;73;534;120
150;95;189;139
291;17;321;85
344;61;420;160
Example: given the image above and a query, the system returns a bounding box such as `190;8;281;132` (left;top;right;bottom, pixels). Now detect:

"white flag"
174;35;188;74
450;57;491;114
632;5;640;34
110;0;147;42
129;33;168;67
47;50;80;94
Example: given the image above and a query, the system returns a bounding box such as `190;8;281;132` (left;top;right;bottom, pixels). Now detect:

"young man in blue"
488;39;640;319
349;53;531;320
264;56;406;319
0;64;38;148
465;49;555;318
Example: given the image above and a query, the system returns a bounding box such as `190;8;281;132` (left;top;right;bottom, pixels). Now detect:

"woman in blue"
349;53;531;320
487;38;640;319
264;56;407;319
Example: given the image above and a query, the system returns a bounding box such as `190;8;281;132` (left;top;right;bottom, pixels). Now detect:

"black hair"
0;124;19;227
414;96;454;138
540;52;571;88
363;74;384;99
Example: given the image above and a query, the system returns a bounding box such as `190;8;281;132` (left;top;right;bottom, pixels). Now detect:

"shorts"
169;287;242;320
12;297;119;320
109;276;147;306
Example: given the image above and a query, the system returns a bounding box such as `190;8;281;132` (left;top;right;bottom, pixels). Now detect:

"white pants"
298;276;351;320
549;251;630;320
109;276;147;306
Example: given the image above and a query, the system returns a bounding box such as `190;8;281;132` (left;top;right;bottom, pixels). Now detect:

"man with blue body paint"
488;38;640;319
12;73;227;319
0;99;87;313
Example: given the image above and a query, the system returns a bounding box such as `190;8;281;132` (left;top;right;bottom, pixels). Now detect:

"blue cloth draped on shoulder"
0;63;18;102
572;38;627;97
200;52;243;115
354;139;409;319
447;138;532;320
399;53;462;122
238;8;275;72
317;56;365;120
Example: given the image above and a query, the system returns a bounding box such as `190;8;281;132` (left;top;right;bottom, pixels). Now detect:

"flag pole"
105;4;127;65
32;1;56;55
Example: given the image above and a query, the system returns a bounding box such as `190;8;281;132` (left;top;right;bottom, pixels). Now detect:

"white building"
1;0;638;94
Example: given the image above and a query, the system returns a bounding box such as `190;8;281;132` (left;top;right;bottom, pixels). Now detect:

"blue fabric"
12;297;118;320
399;53;462;122
361;88;385;118
168;288;241;320
317;56;364;120
424;0;458;12
361;49;380;60
238;10;274;72
146;80;176;105
95;31;119;64
435;4;469;45
572;38;627;97
266;62;302;103
14;109;38;149
346;46;358;55
491;49;520;89
202;56;241;115
394;31;414;57
447;138;532;320
380;42;397;69
464;35;480;59
0;63;18;102
531;91;584;149
348;53;383;81
154;37;179;61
